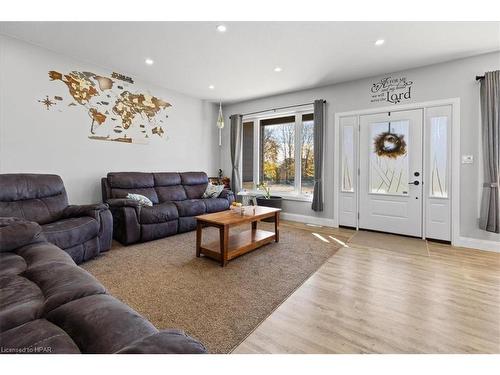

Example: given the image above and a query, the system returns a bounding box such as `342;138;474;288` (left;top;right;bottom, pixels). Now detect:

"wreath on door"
373;123;407;158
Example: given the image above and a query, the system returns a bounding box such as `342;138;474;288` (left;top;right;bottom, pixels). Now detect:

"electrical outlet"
461;155;474;164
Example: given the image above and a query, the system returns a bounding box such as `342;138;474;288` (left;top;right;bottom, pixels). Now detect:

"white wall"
221;51;500;243
0;35;219;204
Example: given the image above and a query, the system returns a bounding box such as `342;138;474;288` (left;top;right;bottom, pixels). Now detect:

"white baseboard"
280;212;337;228
454;236;500;253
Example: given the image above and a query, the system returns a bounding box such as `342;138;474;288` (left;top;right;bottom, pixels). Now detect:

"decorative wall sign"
42;70;172;144
370;76;413;104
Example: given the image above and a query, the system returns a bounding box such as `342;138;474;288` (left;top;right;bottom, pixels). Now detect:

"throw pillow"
126;193;153;207
202;183;224;199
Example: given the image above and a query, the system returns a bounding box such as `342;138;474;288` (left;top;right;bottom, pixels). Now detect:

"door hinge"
357;168;360;176
357;212;360;219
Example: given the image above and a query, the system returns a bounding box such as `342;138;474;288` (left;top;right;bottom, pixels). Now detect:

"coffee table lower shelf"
199;229;275;263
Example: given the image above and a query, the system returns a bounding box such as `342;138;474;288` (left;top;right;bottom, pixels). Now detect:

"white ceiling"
1;22;499;103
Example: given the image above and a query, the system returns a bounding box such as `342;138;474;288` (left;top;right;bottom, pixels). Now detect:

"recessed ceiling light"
374;39;385;46
216;25;227;33
274;66;282;72
208;85;215;90
145;58;154;65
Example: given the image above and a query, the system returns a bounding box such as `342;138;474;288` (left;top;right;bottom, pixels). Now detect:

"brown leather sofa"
0;174;113;264
0;217;206;354
101;172;234;245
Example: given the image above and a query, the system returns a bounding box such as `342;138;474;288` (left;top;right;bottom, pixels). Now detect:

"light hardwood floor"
233;222;500;353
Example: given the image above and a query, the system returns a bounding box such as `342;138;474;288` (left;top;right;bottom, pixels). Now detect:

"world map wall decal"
40;70;172;144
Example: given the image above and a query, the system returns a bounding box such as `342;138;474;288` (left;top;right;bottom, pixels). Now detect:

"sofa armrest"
61;204;113;252
116;329;207;354
219;189;235;204
0;217;45;252
106;198;142;208
62;203;109;219
107;204;141;245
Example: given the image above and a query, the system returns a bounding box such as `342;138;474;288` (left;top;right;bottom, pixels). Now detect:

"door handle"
408;181;420;186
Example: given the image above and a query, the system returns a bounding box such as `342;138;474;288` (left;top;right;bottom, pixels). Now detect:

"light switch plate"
462;155;474;164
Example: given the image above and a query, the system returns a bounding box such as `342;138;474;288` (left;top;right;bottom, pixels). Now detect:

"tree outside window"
259;113;314;195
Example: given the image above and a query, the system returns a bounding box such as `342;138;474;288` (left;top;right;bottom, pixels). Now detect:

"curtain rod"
476;75;485;81
240;100;326;117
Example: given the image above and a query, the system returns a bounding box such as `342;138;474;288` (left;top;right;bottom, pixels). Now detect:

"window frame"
241;106;314;201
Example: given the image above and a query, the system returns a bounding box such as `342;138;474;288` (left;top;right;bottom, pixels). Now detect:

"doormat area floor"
82;222;342;353
348;230;429;257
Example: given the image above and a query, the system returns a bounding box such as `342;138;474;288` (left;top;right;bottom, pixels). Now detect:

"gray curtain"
479;71;500;233
312;100;325;211
230;114;243;193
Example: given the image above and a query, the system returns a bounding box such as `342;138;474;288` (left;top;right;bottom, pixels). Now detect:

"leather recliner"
0;174;113;264
0;217;206;354
101;172;234;245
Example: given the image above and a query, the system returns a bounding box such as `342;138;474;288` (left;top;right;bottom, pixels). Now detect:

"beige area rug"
81;222;341;353
348;230;429;256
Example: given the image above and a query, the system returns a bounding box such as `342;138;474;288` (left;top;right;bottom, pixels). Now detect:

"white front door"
359;109;423;237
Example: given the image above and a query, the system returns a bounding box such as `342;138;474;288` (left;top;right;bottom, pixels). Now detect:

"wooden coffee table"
195;206;281;267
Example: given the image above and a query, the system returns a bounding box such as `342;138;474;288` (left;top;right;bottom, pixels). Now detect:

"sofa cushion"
0;174;68;225
0;174;65;202
153;173;187;202
0;252;27;276
23;262;106;314
180;172;208;199
46;294;158;354
107;172;159;204
180;172;208;186
153;172;181;186
107;172;154;189
139;203;179;224
0;218;44;252
42;217;99;249
183;185;208;199
117;329;206;354
155;185;188;202
203;198;230;213
0;274;45;333
16;242;75;269
173;199;206;217
0;319;81;354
